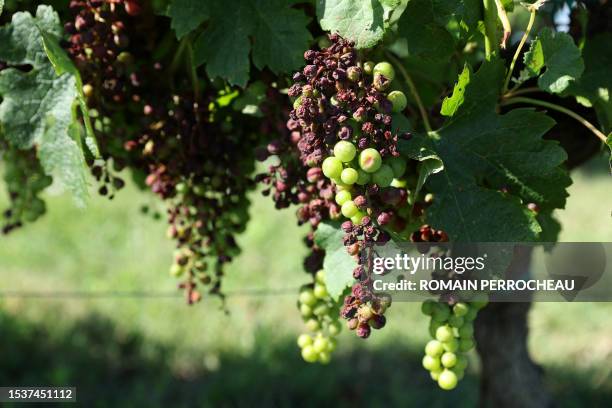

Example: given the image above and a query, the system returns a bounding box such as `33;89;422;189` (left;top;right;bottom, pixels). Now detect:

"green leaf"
520;27;584;94
607;134;612;172
314;221;357;300
564;33;612;133
440;64;470;116
233;81;267;116
194;0;311;87
167;0;210;39
0;6;88;207
396;0;455;60
400;60;571;242
317;0;387;49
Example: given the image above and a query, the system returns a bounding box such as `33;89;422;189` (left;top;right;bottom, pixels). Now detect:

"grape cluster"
65;0;263;301
296;271;342;363
0;146;52;234
420;297;488;390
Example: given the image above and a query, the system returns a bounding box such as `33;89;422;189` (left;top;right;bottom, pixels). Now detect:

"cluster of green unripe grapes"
297;271;342;364
420;297;488;390
322;140;408;225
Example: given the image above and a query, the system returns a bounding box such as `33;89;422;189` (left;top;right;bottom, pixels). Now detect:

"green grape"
299;289;317;307
300;303;313;317
301;345;319;363
315;270;326;283
432;303;451;322
305;318;320;332
453;302;469;317
318;351;332;364
313;303;330;316
438;369;458;390
175;182;187;194
373;61;395;81
333;141;357;162
458;323;474;338
372;164;394;187
313;336;329;353
359;148;382;173
455;354;468;371
313;283;329;299
356;169;371;185
333;178;353;191
454;367;465;381
448;315;464;328
297;334;312;348
328;321;342;336
335;190;352;205
442;338;459;353
340;168;359;185
350;211;366;225
341;200;359;218
421;299;436;316
429;320;443;338
169;263;184;277
441;352;457;368
322;156;343;179
430;369;442;381
422;355;441;371
425;340;444;357
387;90;407;113
293;95;303;109
464;307;478;322
459;338;475;352
470;294;489;310
436;325;455;342
327;337;338;351
390;178;407;188
363;61;375;74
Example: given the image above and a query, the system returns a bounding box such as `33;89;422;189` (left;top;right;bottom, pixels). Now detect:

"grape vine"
0;0;610;396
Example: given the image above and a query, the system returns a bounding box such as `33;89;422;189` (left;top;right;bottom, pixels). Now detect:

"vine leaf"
399;59;571;242
519;27;584;94
167;0;210;39
317;0;394;49
194;0;311;87
396;0;455;60
314;221;357;300
0;6;88;207
563;33;612;133
440;64;470;116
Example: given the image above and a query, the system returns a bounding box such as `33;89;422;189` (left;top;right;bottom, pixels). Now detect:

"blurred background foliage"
0;155;611;407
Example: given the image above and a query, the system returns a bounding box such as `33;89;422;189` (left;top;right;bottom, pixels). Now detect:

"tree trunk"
474;247;554;408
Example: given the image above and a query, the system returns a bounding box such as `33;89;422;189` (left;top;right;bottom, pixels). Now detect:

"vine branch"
501;96;608;142
502;6;537;94
385;52;432;132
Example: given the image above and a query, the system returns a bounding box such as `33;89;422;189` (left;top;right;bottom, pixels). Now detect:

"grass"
0;155;610;406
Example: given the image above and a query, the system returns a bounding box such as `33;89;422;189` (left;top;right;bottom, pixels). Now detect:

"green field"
0;156;611;407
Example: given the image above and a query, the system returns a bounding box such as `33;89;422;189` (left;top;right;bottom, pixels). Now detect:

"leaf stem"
483;0;500;59
503;86;541;98
501;96;608;142
502;8;537;93
186;42;200;100
385;52;432;132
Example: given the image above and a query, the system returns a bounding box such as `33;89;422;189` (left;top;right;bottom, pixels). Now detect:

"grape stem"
502;7;537;94
385;52;432;133
500;96;608;142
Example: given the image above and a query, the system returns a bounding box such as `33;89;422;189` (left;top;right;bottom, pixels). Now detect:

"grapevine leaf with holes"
563;33;612;133
0;6;88;207
518;27;584;94
167;0;210;39
400;59;571;241
316;0;397;49
193;0;311;87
